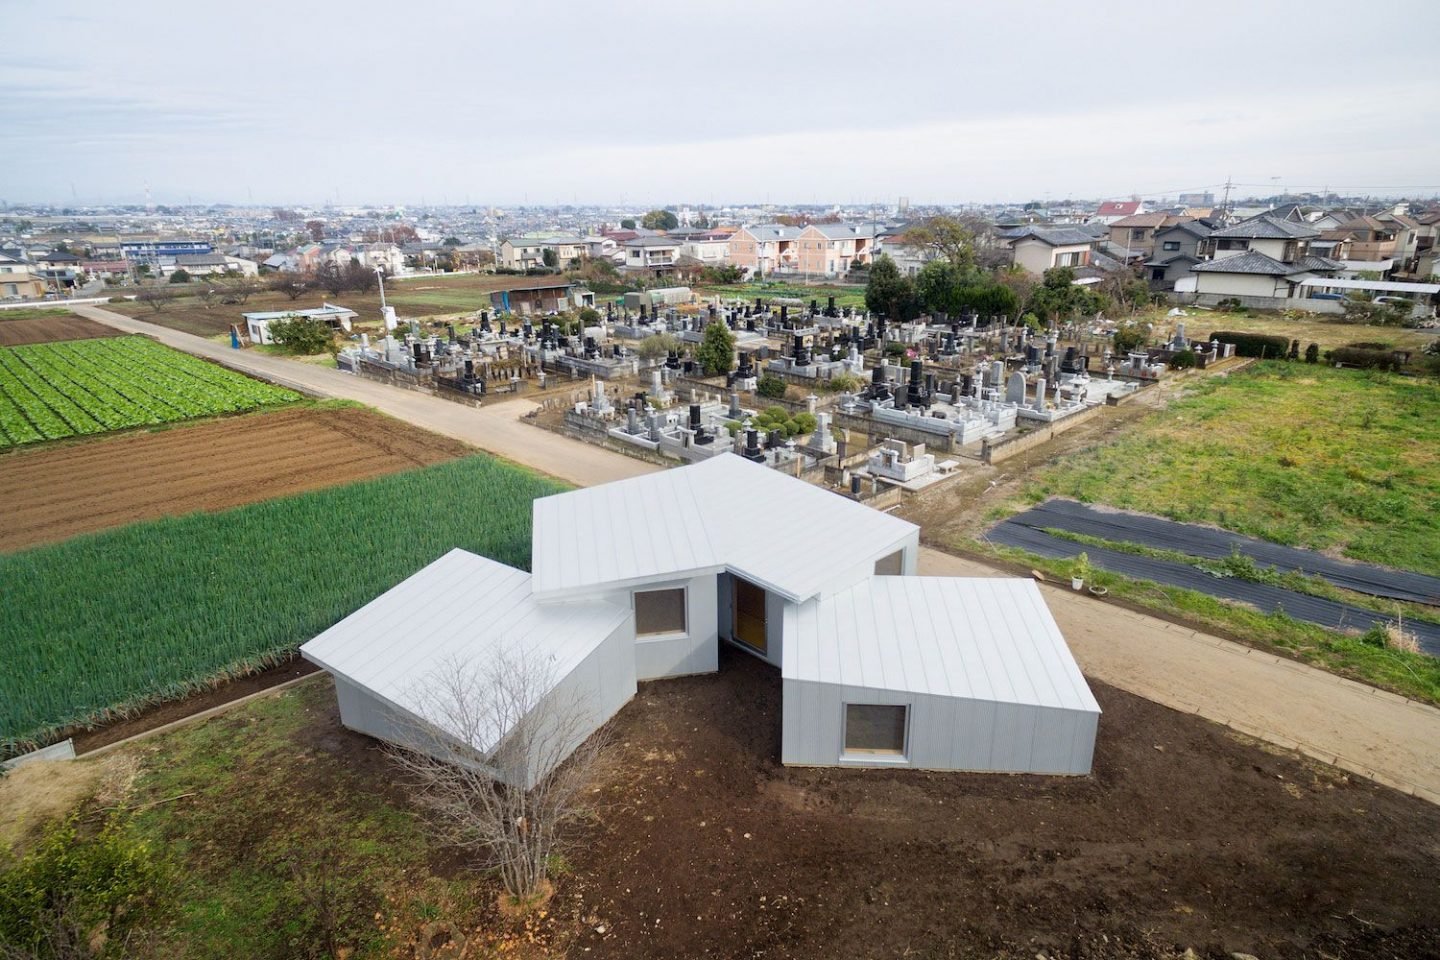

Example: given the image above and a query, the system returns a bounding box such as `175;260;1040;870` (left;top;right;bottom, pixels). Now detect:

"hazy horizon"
6;0;1439;208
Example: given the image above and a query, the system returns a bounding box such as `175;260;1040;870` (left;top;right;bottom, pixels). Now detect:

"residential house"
676;231;731;265
1319;216;1405;274
498;238;549;271
1400;209;1440;279
300;455;1100;788
1091;200;1145;225
0;253;47;299
875;229;937;277
1004;226;1096;275
167;253;260;278
727;224;802;276
1106;213;1193;259
1144;220;1211;290
796;223;876;276
621;236;682;275
1186;214;1341;304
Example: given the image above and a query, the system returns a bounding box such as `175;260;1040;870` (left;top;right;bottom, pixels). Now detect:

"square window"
634;587;686;636
874;550;904;575
844;704;907;756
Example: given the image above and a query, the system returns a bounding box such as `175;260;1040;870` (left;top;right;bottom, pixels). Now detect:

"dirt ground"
0;314;121;346
560;646;1440;959
0;405;472;552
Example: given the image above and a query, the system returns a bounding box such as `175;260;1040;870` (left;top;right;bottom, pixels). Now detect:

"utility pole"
1220;176;1235;222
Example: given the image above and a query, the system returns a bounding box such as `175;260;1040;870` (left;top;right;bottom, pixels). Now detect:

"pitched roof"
300;550;630;754
804;223;877;240
530;454;917;603
1005;226;1096;247
739;223;803;241
1109;213;1184;229
1156;220;1213;240
1191;250;1295;275
784;576;1100;713
1095;201;1141;217
1210;214;1319;240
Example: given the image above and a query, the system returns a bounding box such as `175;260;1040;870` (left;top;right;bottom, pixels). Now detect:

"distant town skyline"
5;0;1439;207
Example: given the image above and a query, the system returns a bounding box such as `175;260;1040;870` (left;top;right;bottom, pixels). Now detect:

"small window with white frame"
844;703;908;757
634;587;687;637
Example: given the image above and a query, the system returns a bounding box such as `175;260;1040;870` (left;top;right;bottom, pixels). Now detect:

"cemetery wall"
981;403;1106;465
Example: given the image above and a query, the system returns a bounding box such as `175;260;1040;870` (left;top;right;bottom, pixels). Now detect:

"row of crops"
0;455;565;755
0;335;298;447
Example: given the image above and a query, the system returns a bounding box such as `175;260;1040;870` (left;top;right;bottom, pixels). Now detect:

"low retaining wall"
981;402;1106;465
831;410;960;454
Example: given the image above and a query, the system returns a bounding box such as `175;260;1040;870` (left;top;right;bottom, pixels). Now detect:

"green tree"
542;248;559;268
1027;266;1105;323
864;254;920;321
696;320;737;376
640;209;679;230
620;218;636;230
266;315;337;354
578;306;600;324
756;373;787;399
915;259;966;315
1111;320;1150;354
442;236;462;246
901;215;977;266
167;268;191;284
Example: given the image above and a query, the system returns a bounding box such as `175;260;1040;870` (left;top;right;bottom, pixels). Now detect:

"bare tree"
136;286;177;312
269;272;311;301
387;652;610;902
315;261;347;297
195;284;220;307
344;261;377;293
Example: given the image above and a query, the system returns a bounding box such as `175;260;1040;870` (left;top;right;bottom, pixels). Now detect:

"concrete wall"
981;402;1108;464
780;677;1098;775
1193;271;1290;299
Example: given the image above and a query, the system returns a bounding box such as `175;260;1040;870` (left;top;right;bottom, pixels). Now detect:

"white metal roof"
301;549;630;752
1298;277;1440;294
530;454;917;603
783;577;1100;714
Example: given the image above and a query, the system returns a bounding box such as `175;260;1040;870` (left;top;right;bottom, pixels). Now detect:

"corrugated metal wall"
781;677;1098;776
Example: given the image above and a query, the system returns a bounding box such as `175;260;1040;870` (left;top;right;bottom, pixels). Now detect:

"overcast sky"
5;0;1439;207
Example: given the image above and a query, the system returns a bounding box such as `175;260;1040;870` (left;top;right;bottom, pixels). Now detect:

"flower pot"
1071;577;1084;590
1088;585;1109;597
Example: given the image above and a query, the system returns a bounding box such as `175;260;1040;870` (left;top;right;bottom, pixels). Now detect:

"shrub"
1304;343;1320;364
577;306;600;324
1169;349;1197;370
1209;331;1290;359
266;315;337;355
1215;297;1245;312
825;372;864;393
756;374;787;399
1111;320;1149;354
167;268;191;284
637;333;679;360
1326;346;1402;372
883;342;907;357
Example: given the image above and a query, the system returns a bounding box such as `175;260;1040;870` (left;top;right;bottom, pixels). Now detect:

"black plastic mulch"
1011;499;1440;606
986;519;1440;657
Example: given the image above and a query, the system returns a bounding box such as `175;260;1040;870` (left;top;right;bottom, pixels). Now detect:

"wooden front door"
732;576;767;654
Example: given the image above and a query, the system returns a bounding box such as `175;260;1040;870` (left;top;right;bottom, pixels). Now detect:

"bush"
824;372;864;393
1111;320;1149;354
266;315;337;355
1215;297;1246;313
1169;349;1197;370
637;333;678;360
1326;346;1402;371
0;815;167;955
577;306;600;324
1209;331;1290;359
1304;343;1320;364
168;268;191;284
883;342;907;357
756;374;787;399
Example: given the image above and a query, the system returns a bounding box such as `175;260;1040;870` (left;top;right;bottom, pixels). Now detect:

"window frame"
842;703;910;760
633;586;688;638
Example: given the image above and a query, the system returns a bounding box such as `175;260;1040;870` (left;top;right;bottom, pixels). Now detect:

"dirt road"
82;306;1440;804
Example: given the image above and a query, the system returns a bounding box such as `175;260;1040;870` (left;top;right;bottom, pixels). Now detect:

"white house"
243;303;357;344
301;455;1100;786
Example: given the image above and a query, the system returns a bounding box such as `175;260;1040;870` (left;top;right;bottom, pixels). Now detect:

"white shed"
300;549;635;788
782;577;1100;774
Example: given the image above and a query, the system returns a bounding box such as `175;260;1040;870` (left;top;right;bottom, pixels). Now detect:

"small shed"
300;550;635;788
781;576;1100;774
243;303;357;345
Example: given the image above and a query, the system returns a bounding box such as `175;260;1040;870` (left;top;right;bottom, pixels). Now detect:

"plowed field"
0;405;471;552
0;315;120;346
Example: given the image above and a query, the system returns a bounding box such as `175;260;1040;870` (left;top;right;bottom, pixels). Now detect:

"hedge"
1325;346;1403;371
1208;331;1291;358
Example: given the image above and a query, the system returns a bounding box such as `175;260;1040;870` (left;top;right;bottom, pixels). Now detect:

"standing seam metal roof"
783;577;1099;713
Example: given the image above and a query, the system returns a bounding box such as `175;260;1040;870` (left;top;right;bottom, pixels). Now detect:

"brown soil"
0;405;472;552
70;657;321;755
563;646;1440;959
0;315;122;346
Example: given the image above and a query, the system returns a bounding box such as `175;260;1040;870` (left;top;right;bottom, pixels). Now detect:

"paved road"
76;305;649;487
82;305;1440;805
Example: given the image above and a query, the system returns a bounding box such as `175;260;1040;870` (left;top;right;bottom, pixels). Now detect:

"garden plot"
0;335;296;447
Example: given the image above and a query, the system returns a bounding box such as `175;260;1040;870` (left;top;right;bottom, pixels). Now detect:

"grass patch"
694;280;867;309
0;455;565;754
1138;306;1435;354
1022;362;1440;576
0;307;82;322
970;540;1440;704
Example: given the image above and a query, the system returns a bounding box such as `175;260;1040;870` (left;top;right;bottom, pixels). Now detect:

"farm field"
0;314;119;346
695;279;867;308
1019;361;1440;577
7;659;1437;959
0;404;471;553
0;454;563;753
0;307;86;322
0;335;297;448
1143;305;1436;354
107;274;519;337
